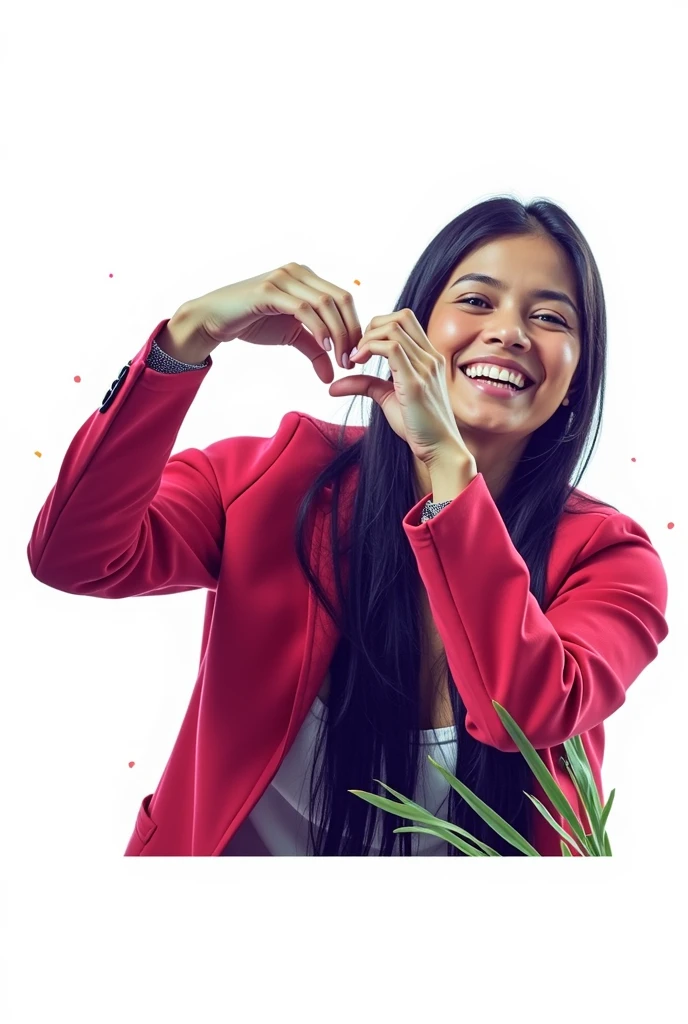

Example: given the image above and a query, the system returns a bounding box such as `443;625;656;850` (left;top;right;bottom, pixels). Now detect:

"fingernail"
323;337;332;351
342;353;351;369
350;347;358;359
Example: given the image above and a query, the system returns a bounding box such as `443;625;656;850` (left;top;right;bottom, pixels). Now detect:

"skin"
413;232;582;503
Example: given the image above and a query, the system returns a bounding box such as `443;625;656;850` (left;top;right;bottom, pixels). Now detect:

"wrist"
157;304;218;364
428;455;478;503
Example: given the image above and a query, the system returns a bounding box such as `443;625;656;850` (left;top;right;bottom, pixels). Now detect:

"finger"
287;263;364;369
312;347;335;384
287;324;346;384
264;271;335;353
288;322;336;382
328;374;393;406
350;334;423;377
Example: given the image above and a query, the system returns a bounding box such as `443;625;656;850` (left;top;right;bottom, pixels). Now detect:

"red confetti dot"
667;523;675;530
128;761;135;768
631;457;636;462
109;273;114;278
74;375;81;383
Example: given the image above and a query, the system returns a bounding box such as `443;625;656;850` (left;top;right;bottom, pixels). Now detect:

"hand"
178;263;363;383
328;309;476;469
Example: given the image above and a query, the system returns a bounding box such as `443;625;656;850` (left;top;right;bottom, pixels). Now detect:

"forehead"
446;234;576;291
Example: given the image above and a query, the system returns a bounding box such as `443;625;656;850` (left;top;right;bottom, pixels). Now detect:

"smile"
459;367;535;400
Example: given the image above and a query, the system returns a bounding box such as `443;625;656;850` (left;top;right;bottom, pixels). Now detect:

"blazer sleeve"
403;472;670;752
26;321;229;598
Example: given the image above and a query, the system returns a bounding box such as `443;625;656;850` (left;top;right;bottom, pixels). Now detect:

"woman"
27;195;669;856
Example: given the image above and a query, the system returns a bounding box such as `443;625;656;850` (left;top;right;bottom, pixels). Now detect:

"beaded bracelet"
420;499;452;523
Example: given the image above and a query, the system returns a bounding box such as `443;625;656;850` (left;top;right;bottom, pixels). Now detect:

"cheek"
559;343;580;374
428;311;463;353
543;345;579;385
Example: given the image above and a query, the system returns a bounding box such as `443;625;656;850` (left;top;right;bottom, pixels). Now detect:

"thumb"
311;349;335;384
328;375;394;404
288;326;335;384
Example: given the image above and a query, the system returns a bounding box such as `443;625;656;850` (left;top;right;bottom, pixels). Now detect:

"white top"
221;693;458;856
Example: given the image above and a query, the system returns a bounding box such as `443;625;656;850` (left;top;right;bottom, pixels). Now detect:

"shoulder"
291;410;366;448
552;487;668;614
559;483;658;555
194;410;364;492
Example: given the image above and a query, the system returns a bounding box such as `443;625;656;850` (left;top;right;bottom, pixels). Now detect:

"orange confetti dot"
34;451;42;458
128;761;135;768
667;523;675;530
74;375;81;383
353;280;361;286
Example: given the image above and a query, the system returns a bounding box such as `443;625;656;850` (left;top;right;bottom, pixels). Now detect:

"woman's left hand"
328;308;476;470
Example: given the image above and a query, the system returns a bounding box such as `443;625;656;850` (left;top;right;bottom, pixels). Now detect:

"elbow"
467;709;569;754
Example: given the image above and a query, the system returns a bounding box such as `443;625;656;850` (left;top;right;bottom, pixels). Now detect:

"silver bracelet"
420;499;452;523
147;337;210;373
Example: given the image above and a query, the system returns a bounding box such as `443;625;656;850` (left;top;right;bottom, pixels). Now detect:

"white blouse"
221;693;458;856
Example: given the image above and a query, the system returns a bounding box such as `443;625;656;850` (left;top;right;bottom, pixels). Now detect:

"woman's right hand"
179;263;364;383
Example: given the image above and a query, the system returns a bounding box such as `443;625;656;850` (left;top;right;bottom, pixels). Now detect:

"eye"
459;296;568;327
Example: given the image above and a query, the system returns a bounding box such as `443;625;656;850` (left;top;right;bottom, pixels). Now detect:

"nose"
486;323;531;349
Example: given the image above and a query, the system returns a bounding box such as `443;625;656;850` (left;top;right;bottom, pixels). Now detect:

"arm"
27;318;223;596
403;473;669;751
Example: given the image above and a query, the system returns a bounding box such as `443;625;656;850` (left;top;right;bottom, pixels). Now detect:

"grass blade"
523;792;587;856
350;774;499;856
561;737;605;854
394;825;488;856
491;701;589;852
566;735;603;817
561;840;573;856
599;788;616;835
559;758;601;855
349;781;500;855
373;776;502;855
427;757;540;856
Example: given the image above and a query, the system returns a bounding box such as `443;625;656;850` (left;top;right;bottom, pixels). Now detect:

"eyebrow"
450;273;579;319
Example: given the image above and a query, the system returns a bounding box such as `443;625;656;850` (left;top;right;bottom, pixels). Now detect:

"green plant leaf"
566;735;603;816
561;736;605;854
393;825;489;856
350;778;499;860
599;788;616;836
350;782;495;856
559;758;601;855
349;699;616;861
523;792;586;856
349;788;448;828
371;777;502;855
426;757;540;856
491;701;589;853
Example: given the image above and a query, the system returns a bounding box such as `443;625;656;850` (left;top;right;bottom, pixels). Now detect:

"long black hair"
294;194;618;856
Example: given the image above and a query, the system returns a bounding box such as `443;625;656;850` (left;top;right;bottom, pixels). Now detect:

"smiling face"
418;232;582;500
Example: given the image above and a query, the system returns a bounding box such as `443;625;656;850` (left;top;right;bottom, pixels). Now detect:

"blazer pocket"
132;792;157;851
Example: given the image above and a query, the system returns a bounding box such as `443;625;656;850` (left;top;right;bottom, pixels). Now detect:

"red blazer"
27;318;670;857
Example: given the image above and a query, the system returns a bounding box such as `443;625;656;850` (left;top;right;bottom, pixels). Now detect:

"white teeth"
462;363;528;388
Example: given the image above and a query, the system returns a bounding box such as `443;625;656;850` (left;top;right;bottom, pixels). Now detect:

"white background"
2;0;686;1021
